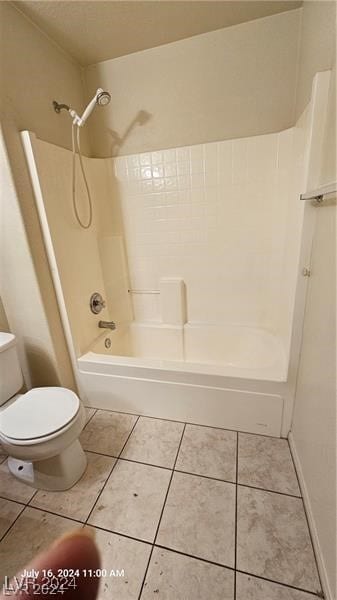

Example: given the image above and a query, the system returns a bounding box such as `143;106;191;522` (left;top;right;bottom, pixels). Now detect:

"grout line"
84;523;153;546
4;502;322;599
0;502;26;543
23;505;85;526
0;483;39;542
0;495;27;507
84;415;140;526
236;482;301;499
236;569;323;598
173;468;235;485
83;408;97;430
117;456;172;471
234;431;239;600
8;502;321;599
137;423;186;600
143;543;323;599
80;447;301;499
183;421;279;439
87;406;186;425
78;448;118;460
153;542;235;572
287;437;324;596
86;406;284;439
28;489;39;505
78;446;301;498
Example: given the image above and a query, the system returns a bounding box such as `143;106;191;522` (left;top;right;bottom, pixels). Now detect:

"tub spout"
98;320;116;330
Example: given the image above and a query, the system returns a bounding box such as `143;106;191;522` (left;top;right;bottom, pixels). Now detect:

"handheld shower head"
97;90;111;106
71;88;111;126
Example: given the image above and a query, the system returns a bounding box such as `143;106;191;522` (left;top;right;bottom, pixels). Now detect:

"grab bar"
128;289;160;295
300;182;336;202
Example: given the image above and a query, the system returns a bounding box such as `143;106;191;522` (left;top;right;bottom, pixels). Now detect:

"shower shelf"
128;289;160;294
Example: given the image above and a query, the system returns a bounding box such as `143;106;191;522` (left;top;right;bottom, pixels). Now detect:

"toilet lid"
0;387;80;440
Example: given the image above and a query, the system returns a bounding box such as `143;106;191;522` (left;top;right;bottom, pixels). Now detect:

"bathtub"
78;322;288;437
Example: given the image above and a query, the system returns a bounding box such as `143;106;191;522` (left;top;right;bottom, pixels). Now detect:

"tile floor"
0;408;322;599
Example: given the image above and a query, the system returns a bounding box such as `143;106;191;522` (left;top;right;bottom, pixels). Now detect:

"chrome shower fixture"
52;88;111;126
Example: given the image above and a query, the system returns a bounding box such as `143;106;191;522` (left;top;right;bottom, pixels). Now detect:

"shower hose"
71;123;93;229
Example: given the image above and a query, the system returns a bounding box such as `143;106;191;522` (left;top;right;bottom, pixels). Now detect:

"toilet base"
8;440;87;491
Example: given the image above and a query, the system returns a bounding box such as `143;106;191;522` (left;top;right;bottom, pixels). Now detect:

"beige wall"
0;2;89;389
295;0;336;119
85;9;301;157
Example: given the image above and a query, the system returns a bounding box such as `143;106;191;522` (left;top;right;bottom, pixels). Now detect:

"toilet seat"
0;387;80;442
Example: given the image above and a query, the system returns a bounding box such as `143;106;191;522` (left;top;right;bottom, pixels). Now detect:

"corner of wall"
294;0;336;119
292;6;303;125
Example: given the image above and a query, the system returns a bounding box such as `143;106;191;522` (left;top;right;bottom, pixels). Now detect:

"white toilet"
0;332;87;491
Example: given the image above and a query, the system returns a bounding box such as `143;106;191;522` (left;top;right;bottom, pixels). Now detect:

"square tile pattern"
175;424;237;481
237;486;320;593
0;410;322;599
238;432;300;496
85;526;152;599
88;459;171;542
156;471;235;567
121;416;184;468
114;134;294;329
80;410;137;456
142;547;234;600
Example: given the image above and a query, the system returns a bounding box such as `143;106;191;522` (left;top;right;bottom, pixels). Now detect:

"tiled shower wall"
114;131;294;332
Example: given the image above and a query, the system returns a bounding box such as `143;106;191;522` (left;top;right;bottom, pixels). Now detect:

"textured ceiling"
13;1;302;66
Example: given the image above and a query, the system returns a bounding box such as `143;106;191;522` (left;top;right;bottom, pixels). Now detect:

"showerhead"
68;88;111;127
77;88;111;126
97;90;111;106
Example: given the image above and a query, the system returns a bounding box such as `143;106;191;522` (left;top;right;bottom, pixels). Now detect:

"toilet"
0;332;87;491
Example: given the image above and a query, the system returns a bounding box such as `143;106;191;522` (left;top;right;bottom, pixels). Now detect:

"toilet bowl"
0;333;87;491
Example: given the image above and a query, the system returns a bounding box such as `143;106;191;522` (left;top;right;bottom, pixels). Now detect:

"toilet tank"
0;333;24;406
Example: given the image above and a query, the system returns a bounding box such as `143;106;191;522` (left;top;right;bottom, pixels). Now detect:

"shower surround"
114;131;296;342
21;72;328;438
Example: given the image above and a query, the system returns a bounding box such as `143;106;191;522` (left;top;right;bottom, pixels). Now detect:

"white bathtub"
78;322;288;437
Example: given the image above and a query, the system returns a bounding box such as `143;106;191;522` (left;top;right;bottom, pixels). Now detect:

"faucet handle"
90;292;106;314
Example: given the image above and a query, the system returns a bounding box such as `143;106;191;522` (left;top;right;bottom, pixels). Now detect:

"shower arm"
52;100;82;126
52;100;70;114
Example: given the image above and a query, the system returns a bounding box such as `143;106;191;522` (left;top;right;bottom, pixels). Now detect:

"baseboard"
288;432;333;600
